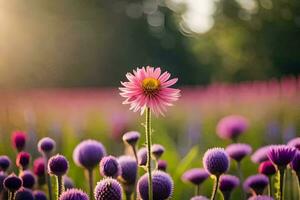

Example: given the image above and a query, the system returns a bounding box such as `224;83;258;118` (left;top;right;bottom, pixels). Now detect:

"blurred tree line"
0;0;299;88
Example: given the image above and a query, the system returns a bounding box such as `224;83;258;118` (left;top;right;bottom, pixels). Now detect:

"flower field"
0;75;299;200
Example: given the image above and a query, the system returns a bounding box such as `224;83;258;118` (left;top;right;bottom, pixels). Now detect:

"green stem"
132;145;138;164
268;176;273;197
236;161;245;200
88;169;94;200
211;175;220;200
145;107;153;200
9;192;15;200
195;185;200;196
125;192;132;200
44;155;53;200
279;167;286;200
56;175;64;200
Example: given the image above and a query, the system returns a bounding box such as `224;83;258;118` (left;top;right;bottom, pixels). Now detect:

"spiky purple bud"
151;144;165;160
248;195;274;200
16;151;31;170
216;115;248;140
0;155;11;171
137;147;147;166
64;176;75;189
267;145;296;167
33;190;47;200
73;140;106;170
94;178;122;200
157;160;167;171
243;174;269;195
287;137;300;150
190;196;209;200
122;131;140;146
258;161;277;176
3;173;23;192
38;137;56;154
15;188;34;200
137;171;173;200
20;170;36;189
251;146;271;163
181;168;209;185
11;131;27;152
118;156;137;185
225;143;252;162
48;154;69;176
99;156;121;178
59;188;89;200
203;148;230;176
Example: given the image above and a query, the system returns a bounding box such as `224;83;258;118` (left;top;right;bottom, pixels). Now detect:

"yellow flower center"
142;77;160;94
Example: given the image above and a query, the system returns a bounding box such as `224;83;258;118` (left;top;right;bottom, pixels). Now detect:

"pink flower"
119;66;180;116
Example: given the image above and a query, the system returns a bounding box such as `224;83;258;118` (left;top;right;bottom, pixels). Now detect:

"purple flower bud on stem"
137;148;147;166
99;156;121;178
243;174;269;196
157;160;167;171
15;188;34;200
33;190;47;200
38;137;56;155
287;137;300;151
225;143;252;162
151;144;165;160
59;188;89;200
19;170;36;189
219;175;239;200
182;168;209;195
3;173;23;200
94;178;122;200
251;146;272;164
11;131;27;152
0;155;11;172
64;176;75;190
16;152;31;171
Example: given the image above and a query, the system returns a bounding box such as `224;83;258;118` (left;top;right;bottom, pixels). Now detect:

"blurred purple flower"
265;121;281;144
15;188;34;200
258;161;277;176
181;168;209;186
122;131;140;146
33;157;45;177
137;147;147;166
38;137;56;154
283;125;296;143
64;176;75;189
251;145;272;163
0;172;7;192
60;188;89;200
151;144;165;160
117;156;137;185
99;156;121;178
137;171;173;200
94;178;122;200
157;160;167;171
3;173;23;192
0;155;11;172
110;113;129;140
290;151;300;175
203;148;230;176
248;195;274;200
243;174;269;195
11;131;27;152
33;190;47;200
219;174;239;200
16;152;31;170
19;170;36;189
287;137;300;151
267;145;296;167
48;154;69;176
225;143;252;162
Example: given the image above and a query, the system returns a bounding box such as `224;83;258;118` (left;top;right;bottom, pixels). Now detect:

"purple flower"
251;145;272;163
0;172;7;192
181;168;209;185
48;154;69;176
117;156;137;185
137;171;173;200
216;115;248;140
0;155;11;171
258;161;277;176
38;137;56;154
203;148;230;176
190;196;209;200
122;131;140;146
151;144;165;160
33;157;45;177
137;147;147;166
94;178;122;200
64;176;75;189
291;151;300;173
287;137;300;150
16;151;31;170
219;174;240;192
33;190;47;200
157;160;167;171
243;174;269;195
267;145;296;167
59;188;89;200
3;173;23;192
11;131;27;152
99;156;121;178
19;170;36;189
248;195;274;200
15;188;34;200
73;140;106;170
225;143;252;162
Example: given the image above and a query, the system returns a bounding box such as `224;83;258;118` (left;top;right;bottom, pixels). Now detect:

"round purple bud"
0;172;7;192
216;115;248;140
258;161;277;176
190;196;209;200
64;176;75;189
203;148;230;176
3;173;23;192
0;155;11;171
11;131;27;152
38;137;56;154
20;170;36;189
59;188;89;200
182;168;209;186
137;147;147;166
151;144;165;160
267;145;296;167
15;188;34;200
100;156;121;178
94;178;122;200
118;156;137;185
73;140;106;170
243;174;269;195
122;131;140;146
219;174;239;194
16;151;31;170
288;137;300;150
225;143;252;162
48;154;69;176
137;171;173;200
248;195;274;200
33;190;47;200
157;160;167;171
251;146;272;163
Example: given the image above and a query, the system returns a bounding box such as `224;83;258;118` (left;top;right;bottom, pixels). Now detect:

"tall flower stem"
211;175;220;200
88;169;94;200
131;145;138;164
56;175;64;200
9;192;15;200
44;155;53;200
195;185;200;196
279;167;286;200
145;107;153;200
236;162;245;200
